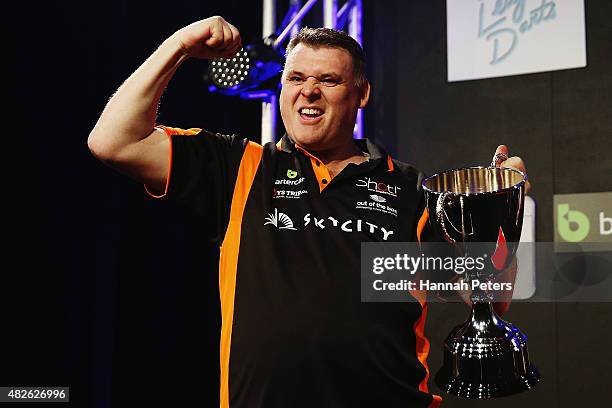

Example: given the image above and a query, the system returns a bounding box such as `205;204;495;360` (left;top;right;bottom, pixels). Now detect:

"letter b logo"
557;204;590;242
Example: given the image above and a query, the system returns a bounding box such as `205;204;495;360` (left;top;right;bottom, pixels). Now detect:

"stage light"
206;39;284;97
209;48;250;89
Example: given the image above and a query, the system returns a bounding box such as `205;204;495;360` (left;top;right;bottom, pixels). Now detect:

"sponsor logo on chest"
354;178;401;217
263;208;394;241
274;169;308;199
355;177;401;197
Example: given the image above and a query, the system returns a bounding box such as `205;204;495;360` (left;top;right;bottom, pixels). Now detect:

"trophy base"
435;365;540;399
435;302;540;399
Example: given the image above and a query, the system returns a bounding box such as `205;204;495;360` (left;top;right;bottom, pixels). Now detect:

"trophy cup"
421;166;540;398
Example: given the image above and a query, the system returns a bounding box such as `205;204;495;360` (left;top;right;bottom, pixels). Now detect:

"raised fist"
173;16;242;59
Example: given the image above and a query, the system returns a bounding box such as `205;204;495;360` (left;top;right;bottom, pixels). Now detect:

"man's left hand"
492;145;531;194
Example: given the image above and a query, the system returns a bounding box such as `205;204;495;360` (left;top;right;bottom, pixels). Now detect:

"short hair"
284;27;367;89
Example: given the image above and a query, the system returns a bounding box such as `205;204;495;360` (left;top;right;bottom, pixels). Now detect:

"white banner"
447;0;586;82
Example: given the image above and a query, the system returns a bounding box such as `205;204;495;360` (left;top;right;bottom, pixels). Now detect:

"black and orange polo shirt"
148;126;442;408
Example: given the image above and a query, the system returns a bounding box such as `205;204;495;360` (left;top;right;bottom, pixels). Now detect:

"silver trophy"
422;166;540;398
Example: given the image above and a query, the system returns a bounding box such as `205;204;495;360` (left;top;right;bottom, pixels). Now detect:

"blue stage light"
206;40;284;97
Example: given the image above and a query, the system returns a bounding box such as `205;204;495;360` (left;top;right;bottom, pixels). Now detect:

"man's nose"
301;77;321;98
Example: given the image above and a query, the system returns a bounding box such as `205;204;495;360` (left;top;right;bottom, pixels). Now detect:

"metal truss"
260;0;364;144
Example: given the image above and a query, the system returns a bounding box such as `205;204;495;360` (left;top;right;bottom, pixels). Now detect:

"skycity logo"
303;213;394;241
264;210;395;240
264;208;297;230
356;178;401;197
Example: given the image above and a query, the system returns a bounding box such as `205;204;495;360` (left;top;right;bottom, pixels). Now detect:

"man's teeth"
300;108;322;116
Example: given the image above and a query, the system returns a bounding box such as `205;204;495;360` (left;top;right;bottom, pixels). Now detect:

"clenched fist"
173;16;242;60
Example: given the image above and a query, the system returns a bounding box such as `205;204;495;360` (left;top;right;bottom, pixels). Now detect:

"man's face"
279;44;370;151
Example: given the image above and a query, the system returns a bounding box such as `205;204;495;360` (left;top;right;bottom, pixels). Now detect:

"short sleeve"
146;125;249;245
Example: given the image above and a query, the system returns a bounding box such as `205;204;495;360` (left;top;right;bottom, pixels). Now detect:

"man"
88;16;527;407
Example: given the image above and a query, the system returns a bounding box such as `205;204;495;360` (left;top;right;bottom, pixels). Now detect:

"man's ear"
359;80;371;108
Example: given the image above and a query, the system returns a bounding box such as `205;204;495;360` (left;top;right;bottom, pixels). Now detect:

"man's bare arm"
87;16;242;193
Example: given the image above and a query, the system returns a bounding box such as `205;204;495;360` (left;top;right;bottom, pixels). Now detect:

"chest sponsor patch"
264;208;298;230
275;176;306;186
356;177;401;197
303;213;394;241
355;199;398;217
273;188;308;199
264;210;395;241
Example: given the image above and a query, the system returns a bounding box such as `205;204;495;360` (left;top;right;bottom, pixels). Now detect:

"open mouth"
299;107;324;121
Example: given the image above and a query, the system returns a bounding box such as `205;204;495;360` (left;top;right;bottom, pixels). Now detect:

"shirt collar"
278;133;390;163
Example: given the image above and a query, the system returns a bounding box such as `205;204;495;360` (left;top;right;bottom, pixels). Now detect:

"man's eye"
322;79;339;86
289;76;304;82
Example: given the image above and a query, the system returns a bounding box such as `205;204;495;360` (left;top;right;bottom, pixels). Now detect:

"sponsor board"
447;0;586;81
554;192;612;252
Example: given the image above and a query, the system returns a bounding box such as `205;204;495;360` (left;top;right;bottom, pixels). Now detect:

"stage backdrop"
366;0;611;406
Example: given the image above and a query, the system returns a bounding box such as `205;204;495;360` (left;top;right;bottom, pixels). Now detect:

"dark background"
4;0;611;407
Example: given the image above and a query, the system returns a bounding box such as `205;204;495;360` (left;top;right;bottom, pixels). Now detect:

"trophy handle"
436;193;455;243
435;193;476;245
